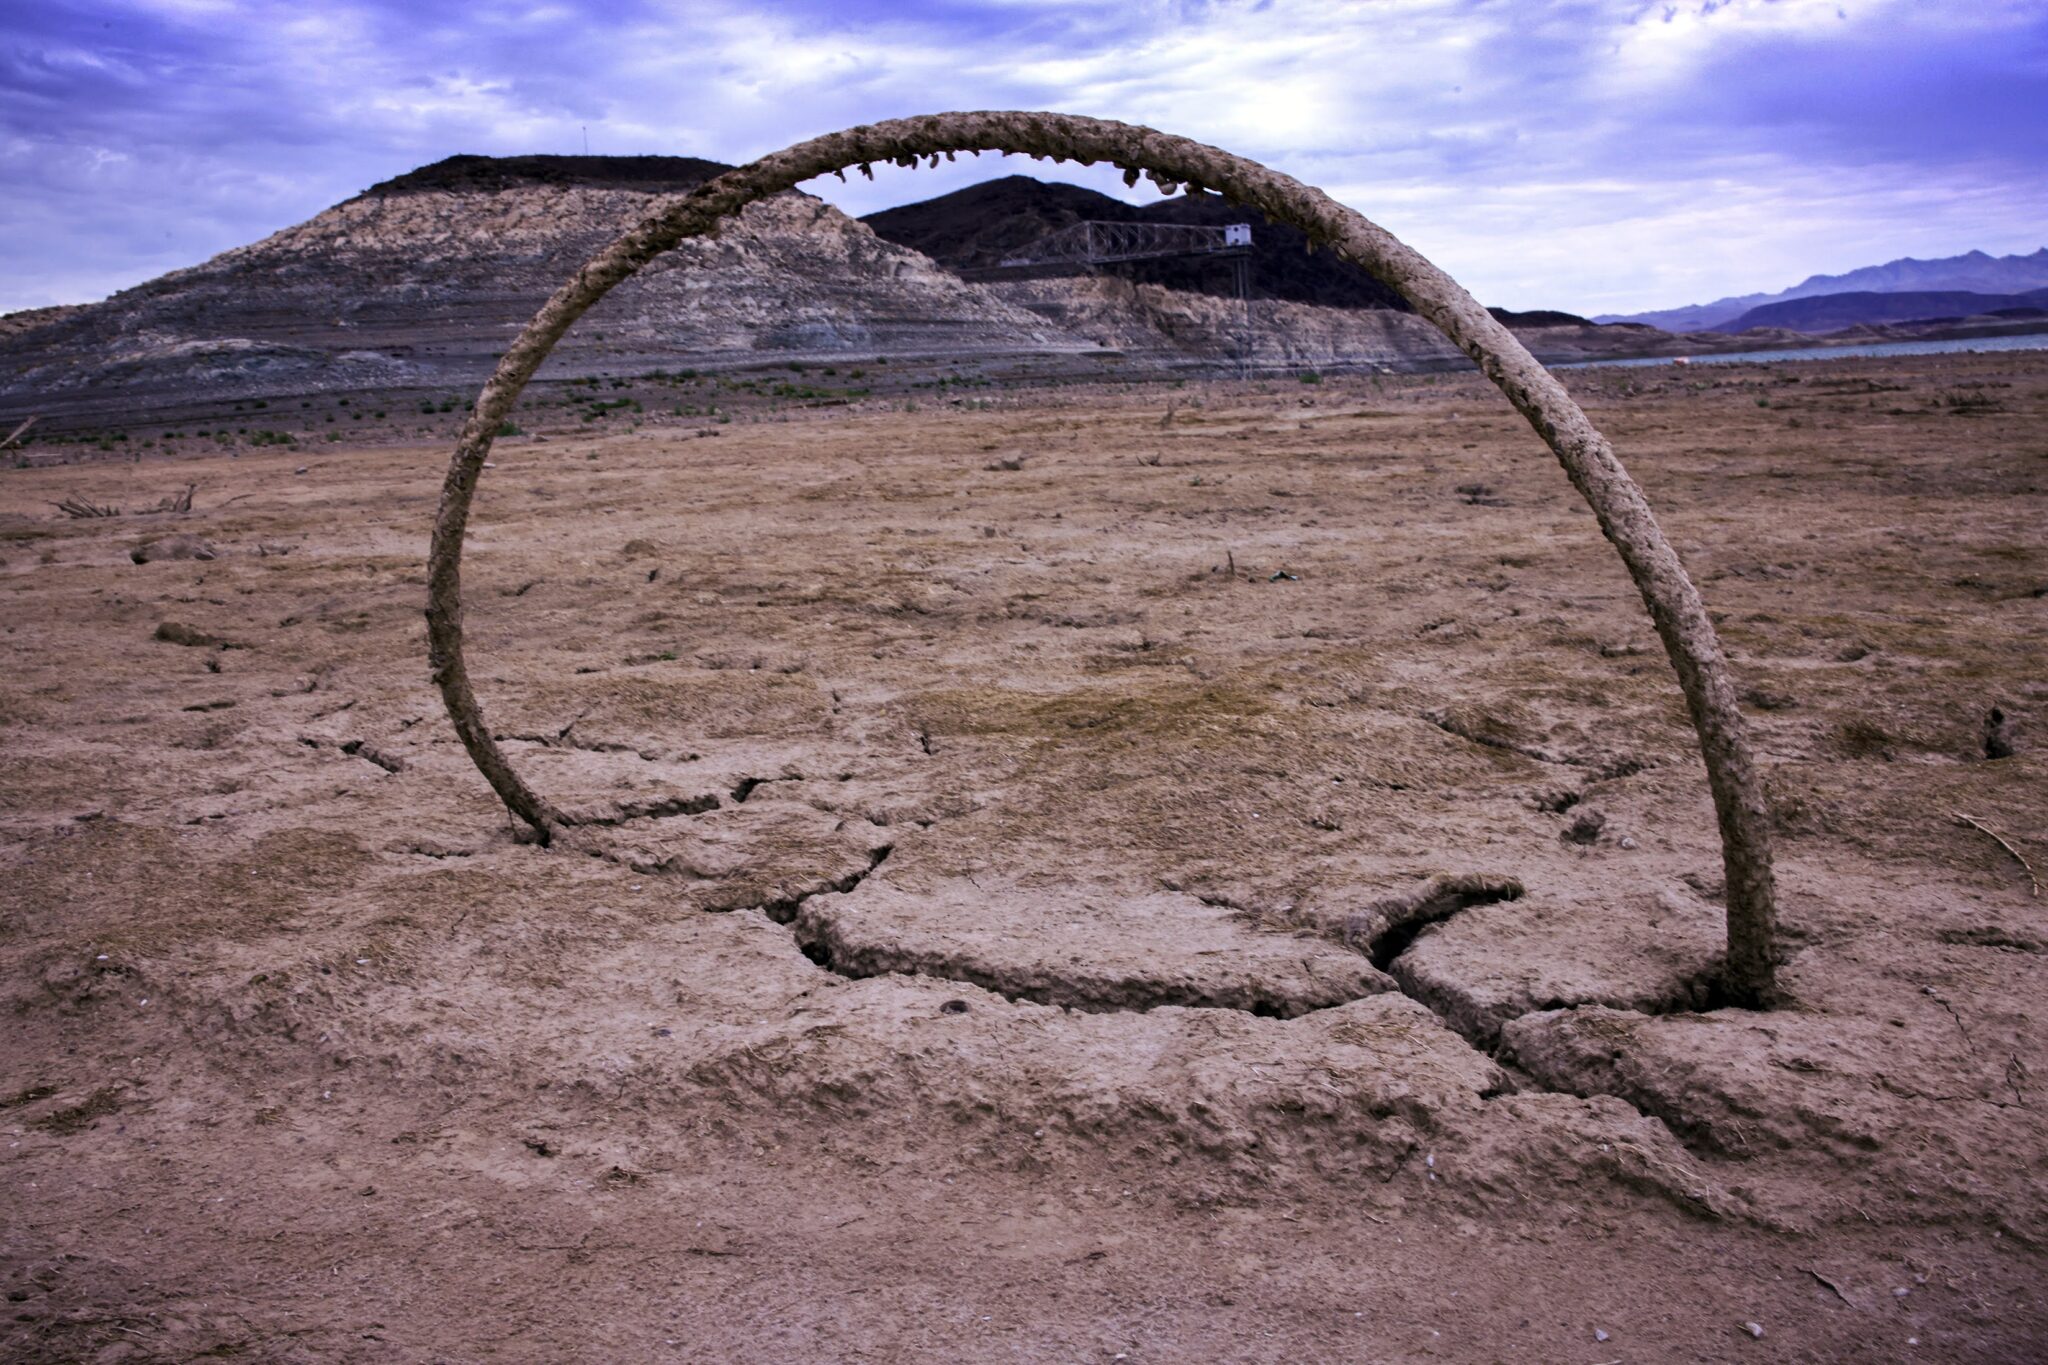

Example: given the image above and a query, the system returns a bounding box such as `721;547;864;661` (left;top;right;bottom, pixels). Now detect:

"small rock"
1561;809;1607;846
293;465;309;475
130;533;216;564
154;621;223;648
1594;1328;1610;1343
1743;1321;1765;1339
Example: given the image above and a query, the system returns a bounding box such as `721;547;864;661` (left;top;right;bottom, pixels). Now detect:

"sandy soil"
2;353;2044;1362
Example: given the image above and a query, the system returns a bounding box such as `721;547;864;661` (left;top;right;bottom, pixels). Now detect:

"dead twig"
152;483;196;513
0;415;36;450
51;484;198;518
1806;1266;1856;1307
1953;811;2041;897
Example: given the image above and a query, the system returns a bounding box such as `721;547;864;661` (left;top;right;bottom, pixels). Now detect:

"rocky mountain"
1721;287;2048;334
0;158;1728;430
1599;247;2048;332
862;175;1409;311
1781;248;2048;300
0;155;1069;421
0;305;84;342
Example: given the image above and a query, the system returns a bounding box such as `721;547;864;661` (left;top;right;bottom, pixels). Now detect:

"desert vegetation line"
425;111;1781;1006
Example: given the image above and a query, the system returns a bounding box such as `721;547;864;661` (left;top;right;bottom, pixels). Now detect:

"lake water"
1558;333;2048;370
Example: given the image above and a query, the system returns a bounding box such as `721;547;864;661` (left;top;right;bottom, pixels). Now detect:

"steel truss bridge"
974;220;1256;372
995;220;1252;270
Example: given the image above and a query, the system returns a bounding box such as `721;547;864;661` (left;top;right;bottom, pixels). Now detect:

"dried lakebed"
2;354;2043;1360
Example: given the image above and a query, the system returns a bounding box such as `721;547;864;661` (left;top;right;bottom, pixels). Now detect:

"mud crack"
559;792;722;827
1345;874;1526;971
761;845;893;926
1268;873;1734;1155
729;774;800;804
557;776;790;829
298;735;406;773
788;876;1375;1017
341;739;406;774
1421;708;1647;779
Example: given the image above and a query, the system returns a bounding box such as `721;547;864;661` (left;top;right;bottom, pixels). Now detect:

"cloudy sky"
3;0;2044;316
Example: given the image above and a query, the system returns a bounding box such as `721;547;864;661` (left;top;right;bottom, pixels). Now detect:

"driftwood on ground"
51;484;197;519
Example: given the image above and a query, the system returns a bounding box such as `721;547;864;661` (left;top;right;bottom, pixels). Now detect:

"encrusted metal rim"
424;111;1779;1005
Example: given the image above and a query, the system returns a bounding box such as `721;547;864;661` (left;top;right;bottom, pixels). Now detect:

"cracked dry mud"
3;352;2045;1361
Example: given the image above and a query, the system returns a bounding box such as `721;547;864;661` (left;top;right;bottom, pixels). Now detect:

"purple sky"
3;0;2044;316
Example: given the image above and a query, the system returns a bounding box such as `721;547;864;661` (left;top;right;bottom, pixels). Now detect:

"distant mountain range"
1722;287;2048;333
1597;248;2048;332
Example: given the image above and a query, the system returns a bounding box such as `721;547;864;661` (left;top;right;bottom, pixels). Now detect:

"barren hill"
862;174;1411;310
0;157;1726;432
0;155;1068;421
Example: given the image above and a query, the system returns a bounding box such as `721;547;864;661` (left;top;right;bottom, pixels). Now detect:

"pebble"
1594;1328;1610;1342
1743;1321;1765;1339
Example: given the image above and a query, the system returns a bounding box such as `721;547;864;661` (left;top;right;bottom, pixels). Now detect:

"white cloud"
1;0;2042;315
